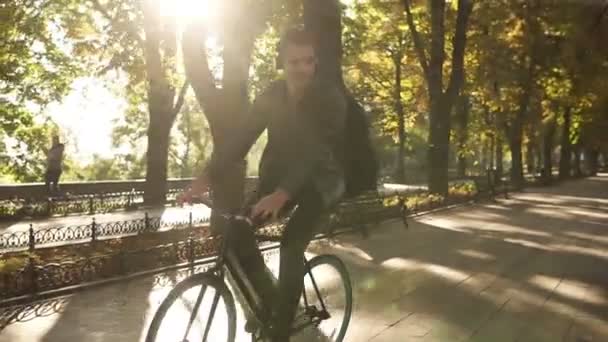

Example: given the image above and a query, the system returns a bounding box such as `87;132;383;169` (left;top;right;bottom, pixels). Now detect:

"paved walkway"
1;175;607;341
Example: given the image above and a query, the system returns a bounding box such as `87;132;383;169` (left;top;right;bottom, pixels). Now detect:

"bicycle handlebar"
186;193;261;228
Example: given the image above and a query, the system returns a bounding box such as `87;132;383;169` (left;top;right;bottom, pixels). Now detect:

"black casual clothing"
206;78;347;341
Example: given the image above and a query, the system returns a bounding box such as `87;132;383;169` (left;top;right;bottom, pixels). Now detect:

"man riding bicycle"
180;27;347;341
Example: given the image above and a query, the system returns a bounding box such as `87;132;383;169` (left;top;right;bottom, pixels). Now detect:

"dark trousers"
226;188;324;341
45;169;62;194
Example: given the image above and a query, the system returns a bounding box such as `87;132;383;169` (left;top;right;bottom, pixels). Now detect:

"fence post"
28;256;37;294
398;196;408;229
46;198;52;216
189;211;193;229
28;224;35;252
144;212;150;232
188;234;195;265
91;217;97;243
88;197;94;215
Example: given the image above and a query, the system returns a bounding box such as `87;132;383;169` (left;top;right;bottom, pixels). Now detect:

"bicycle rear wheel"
146;272;236;342
292;254;353;342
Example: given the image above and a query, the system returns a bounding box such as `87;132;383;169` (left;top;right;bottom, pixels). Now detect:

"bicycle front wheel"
293;254;353;342
146;272;236;342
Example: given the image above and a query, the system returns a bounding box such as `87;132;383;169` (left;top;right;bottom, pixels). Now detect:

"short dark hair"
276;27;316;69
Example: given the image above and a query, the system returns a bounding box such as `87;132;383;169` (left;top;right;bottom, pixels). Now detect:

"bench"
470;174;494;201
465;169;509;201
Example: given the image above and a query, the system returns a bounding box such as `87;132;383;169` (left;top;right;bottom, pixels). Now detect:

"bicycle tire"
297;254;353;342
146;272;237;342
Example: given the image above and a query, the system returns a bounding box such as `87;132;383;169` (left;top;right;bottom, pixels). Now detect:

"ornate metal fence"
0;178;257;220
0;236;221;299
0;213;209;252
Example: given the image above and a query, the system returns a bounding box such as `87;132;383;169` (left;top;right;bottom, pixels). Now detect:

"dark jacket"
207;78;347;207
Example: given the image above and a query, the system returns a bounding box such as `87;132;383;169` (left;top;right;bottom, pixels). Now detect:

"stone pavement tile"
378;245;532;342
464;253;566;342
517;280;600;342
515;311;572;342
344;312;415;342
416;253;531;341
466;313;527;342
422;323;471;342
563;321;606;342
0;276;158;342
369;313;436;341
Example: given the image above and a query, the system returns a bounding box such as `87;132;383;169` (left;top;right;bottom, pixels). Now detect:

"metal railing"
0;178;258;220
0;212;210;252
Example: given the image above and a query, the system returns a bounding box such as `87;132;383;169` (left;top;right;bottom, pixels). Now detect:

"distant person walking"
45;135;64;195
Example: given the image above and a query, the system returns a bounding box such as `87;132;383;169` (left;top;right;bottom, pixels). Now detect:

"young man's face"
282;43;316;91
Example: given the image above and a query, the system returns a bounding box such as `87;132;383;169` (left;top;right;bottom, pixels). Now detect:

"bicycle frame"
188;197;333;337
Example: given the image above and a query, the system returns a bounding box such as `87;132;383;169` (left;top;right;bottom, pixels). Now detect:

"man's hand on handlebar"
251;188;291;221
177;175;210;206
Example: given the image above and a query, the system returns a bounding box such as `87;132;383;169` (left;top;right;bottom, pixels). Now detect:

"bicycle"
145;195;353;342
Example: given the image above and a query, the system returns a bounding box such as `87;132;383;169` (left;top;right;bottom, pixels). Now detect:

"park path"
1;175;606;341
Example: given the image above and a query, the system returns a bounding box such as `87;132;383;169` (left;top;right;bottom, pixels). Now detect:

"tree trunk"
496;134;504;178
480;142;488;174
526;139;535;175
558;106;572;179
428;100;450;192
142;4;182;205
542;117;557;184
145;111;173;204
506;1;539;189
585;148;599;176
456;95;470;178
508;71;533;188
573;144;582;177
393;51;406;183
536;145;542;175
509;135;524;187
304;0;345;87
181;109;192;178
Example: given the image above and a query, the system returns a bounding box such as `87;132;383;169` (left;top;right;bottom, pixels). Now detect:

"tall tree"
90;0;188;203
403;0;473;194
455;95;470;177
342;0;419;183
1;0;93;181
141;1;188;204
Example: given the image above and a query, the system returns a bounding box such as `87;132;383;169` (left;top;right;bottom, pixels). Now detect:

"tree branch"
90;0;144;46
182;23;219;116
428;0;446;98
402;0;430;81
172;81;189;120
445;0;473;104
141;0;166;89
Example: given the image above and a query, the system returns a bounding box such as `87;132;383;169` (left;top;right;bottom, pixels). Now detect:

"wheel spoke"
146;273;236;342
293;255;352;342
182;285;207;341
201;289;221;342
